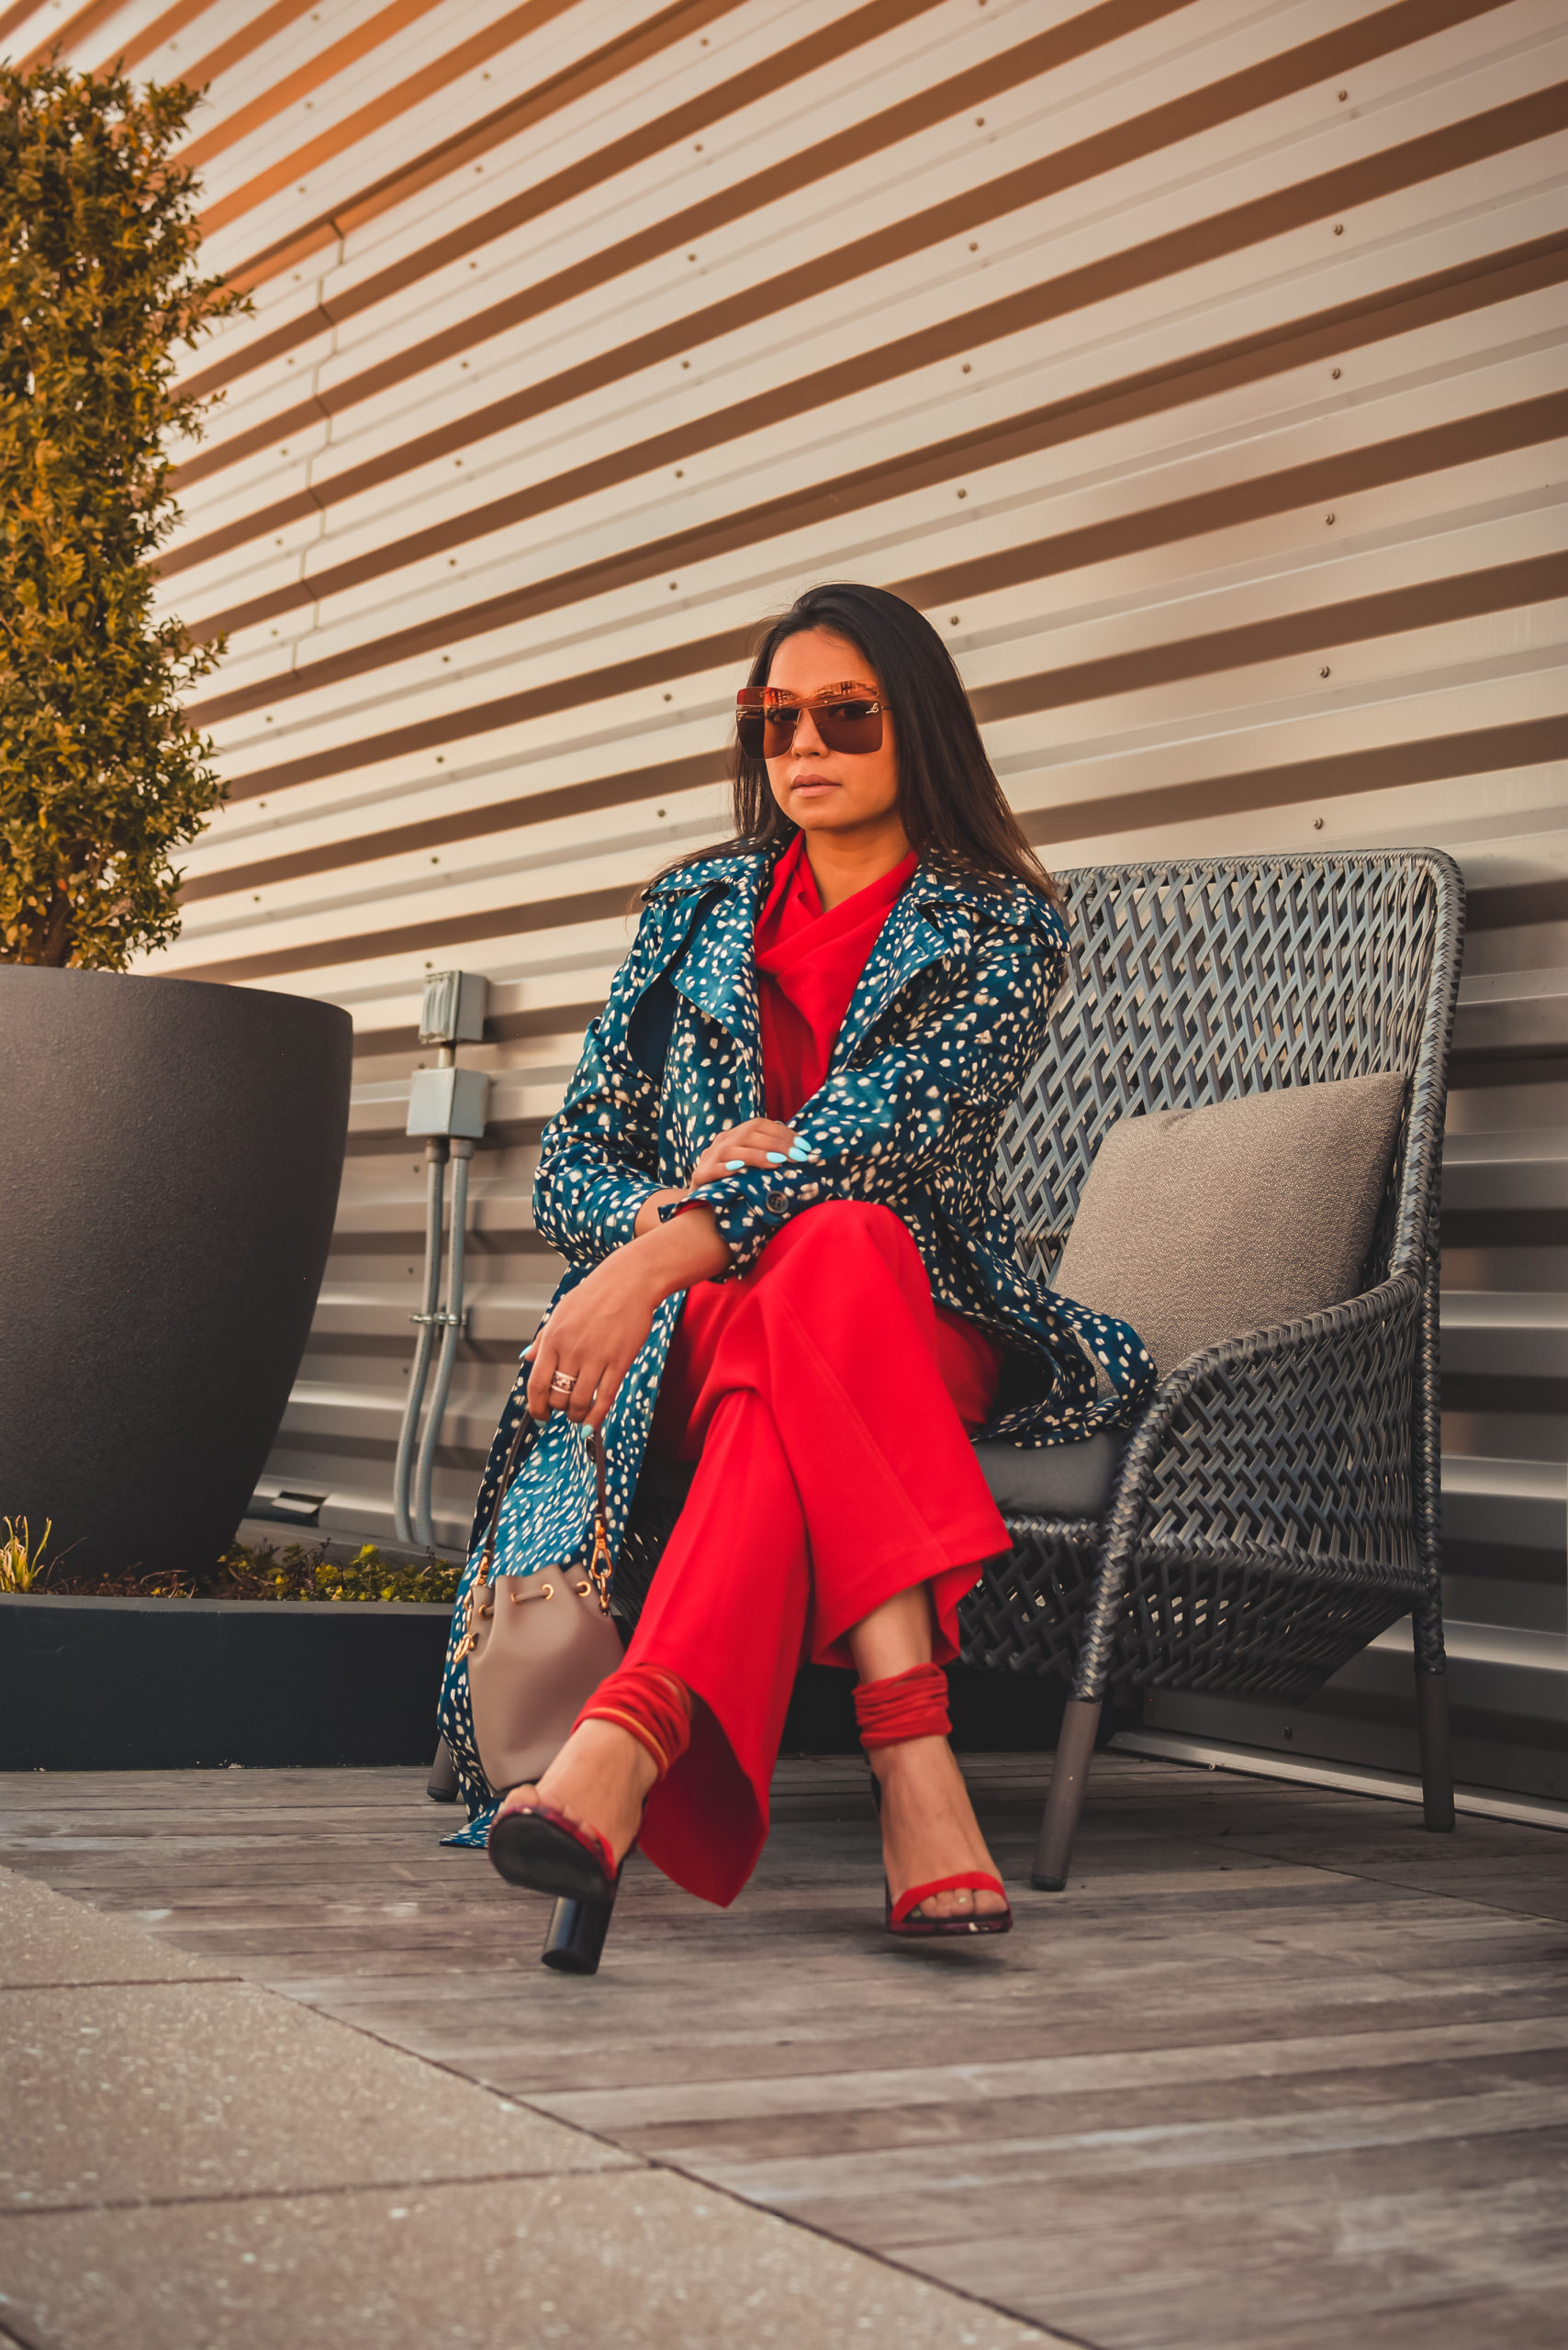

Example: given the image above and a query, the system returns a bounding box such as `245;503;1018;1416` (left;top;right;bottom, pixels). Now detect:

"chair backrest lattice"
998;854;1463;1294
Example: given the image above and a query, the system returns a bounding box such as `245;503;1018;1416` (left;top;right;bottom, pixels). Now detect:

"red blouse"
752;833;999;1410
754;831;918;1122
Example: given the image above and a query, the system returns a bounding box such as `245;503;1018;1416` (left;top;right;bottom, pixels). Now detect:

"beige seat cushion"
1052;1072;1406;1377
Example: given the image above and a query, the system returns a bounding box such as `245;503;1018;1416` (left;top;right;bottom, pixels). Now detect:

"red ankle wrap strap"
575;1664;692;1779
854;1662;950;1751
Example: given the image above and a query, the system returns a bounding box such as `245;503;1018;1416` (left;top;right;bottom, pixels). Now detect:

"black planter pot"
0;1595;449;1769
0;969;351;1581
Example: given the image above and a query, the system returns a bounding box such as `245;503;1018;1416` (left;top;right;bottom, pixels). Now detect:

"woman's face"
762;628;901;841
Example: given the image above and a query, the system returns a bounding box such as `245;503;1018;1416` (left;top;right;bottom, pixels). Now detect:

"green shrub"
1;61;246;968
24;1539;461;1605
213;1541;463;1606
0;1516;55;1592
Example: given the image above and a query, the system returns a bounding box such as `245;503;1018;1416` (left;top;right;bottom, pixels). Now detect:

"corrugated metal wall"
17;0;1565;1792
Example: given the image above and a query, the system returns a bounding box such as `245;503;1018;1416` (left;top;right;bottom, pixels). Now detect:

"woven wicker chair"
583;850;1465;1889
956;851;1465;1886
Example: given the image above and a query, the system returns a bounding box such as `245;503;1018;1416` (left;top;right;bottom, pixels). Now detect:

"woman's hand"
523;1251;661;1429
687;1119;812;1192
524;1206;731;1427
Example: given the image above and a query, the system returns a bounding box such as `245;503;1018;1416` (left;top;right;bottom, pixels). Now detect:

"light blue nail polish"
788;1142;811;1161
766;1150;787;1164
724;1158;745;1169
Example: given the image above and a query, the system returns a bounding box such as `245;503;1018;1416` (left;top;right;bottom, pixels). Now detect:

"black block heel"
425;1736;460;1803
541;1895;615;1975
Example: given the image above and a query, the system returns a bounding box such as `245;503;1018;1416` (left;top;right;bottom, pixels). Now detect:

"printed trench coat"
437;845;1154;1841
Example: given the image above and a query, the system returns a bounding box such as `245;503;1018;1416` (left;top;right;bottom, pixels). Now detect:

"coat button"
766;1190;790;1213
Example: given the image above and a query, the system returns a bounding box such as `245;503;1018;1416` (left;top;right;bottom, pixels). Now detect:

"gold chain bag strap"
458;1424;624;1798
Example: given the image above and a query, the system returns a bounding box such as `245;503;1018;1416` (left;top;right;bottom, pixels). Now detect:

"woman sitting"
440;580;1151;1954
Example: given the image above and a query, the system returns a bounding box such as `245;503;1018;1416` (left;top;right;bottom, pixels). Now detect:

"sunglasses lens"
736;696;884;757
814;699;883;754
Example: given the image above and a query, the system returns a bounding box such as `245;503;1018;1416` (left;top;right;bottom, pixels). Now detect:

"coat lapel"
832;863;977;1072
665;854;770;1105
656;851;993;1092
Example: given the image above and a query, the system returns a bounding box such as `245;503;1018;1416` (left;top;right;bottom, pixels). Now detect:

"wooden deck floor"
2;1751;1564;2349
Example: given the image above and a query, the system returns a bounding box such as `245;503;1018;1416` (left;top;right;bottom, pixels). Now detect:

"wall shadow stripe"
178;0;456;173
969;552;1568;722
894;390;1568;613
208;0;1512;474
196;0;601;233
184;0;750;307
177;883;641;984
174;0;1210;437
285;0;750;252
192;357;1568;728
196;427;1568;803
340;761;1561;1051
173;0;1524;547
177;712;1566;987
351;1000;607;1056
185;751;730;896
170;77;1568;630
1025;715;1568;853
104;0;319;84
213;547;1563;798
0;0;44;41
200;0;958;308
15;0;120;64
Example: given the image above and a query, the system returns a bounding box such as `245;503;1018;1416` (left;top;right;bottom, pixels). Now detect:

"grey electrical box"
419;968;487;1046
407;1066;489;1139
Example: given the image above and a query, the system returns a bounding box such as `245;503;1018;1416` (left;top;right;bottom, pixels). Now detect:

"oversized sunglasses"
735;686;887;760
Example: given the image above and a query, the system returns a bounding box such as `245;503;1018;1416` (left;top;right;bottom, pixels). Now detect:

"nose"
790;705;827;755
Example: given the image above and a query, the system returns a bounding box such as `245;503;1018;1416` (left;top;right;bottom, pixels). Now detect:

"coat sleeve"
532;930;667;1268
679;909;1067;1276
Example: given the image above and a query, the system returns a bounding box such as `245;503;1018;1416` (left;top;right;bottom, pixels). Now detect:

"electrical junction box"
419;969;487;1046
407;1066;489;1139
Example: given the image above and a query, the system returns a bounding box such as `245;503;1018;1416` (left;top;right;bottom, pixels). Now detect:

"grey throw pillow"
1052;1072;1406;1376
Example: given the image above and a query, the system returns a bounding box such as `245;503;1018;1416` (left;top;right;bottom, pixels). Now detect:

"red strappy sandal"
859;1663;1013;1941
487;1799;622;1905
885;1870;1013;1938
487;1665;692;1975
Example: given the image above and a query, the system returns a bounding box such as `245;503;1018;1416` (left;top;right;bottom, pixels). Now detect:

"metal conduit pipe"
393;1136;448;1547
412;1134;473;1550
395;971;489;1553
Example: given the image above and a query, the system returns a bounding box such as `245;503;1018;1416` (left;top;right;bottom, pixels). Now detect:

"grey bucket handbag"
457;1426;624;1796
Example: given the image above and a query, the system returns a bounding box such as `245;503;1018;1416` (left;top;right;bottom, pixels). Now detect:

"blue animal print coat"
437;846;1153;1842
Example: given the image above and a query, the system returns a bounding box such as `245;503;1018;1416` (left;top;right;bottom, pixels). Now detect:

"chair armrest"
1103;1270;1426;1580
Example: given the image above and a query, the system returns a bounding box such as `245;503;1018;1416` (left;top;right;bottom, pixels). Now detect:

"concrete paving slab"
0;2171;1063;2350
0;1865;230;1988
0;1980;629;2213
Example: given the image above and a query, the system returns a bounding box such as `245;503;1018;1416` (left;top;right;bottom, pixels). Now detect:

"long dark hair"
659;582;1059;902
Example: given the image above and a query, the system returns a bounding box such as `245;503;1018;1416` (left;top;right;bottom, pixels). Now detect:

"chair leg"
1416;1666;1456;1833
1032;1697;1101;1889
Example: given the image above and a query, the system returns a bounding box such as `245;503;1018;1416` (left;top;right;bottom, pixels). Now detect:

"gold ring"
549;1371;577;1395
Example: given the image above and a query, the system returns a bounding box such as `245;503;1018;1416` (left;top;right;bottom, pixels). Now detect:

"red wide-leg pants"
623;1201;1008;1906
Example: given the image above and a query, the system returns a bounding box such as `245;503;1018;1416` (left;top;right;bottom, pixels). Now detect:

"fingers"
585;1353;631;1430
712;1119;798;1158
690;1118;813;1189
524;1330;563;1420
528;1332;607;1425
532;1351;628;1429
